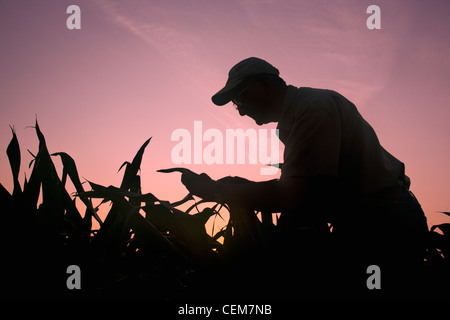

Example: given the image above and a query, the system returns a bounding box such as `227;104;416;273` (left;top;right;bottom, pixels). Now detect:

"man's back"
277;86;408;198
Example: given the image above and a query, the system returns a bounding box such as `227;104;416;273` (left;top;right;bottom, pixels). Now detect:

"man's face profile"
233;79;275;125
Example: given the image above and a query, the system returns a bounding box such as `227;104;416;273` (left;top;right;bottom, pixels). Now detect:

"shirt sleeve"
281;102;342;180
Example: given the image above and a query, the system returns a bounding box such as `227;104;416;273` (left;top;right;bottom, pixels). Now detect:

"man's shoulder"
294;87;342;115
298;87;341;100
280;86;352;127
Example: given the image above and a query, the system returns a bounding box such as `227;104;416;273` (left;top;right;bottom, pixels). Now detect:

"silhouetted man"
180;57;429;296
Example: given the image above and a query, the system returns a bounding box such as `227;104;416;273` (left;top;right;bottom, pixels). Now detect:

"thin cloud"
96;0;198;59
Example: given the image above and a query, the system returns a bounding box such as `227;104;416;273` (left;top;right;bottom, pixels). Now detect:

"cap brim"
211;79;244;106
211;88;234;106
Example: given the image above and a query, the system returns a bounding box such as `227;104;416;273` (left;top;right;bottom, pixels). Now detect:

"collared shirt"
277;85;409;196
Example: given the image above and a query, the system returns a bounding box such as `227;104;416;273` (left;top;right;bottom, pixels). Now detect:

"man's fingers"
181;171;198;185
158;168;213;194
217;176;252;184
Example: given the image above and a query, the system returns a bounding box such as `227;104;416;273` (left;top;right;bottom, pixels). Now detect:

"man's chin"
255;118;272;126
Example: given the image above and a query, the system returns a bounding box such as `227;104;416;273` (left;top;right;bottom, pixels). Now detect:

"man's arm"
221;177;308;212
181;171;309;212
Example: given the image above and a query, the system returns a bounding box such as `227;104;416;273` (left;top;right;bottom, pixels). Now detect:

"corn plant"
1;122;96;297
1;121;449;298
0;121;275;298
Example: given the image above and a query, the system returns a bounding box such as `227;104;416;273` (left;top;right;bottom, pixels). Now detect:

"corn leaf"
431;223;450;237
6;126;22;196
167;193;195;208
95;196;137;246
143;203;212;258
81;181;158;205
438;211;450;218
120;138;151;191
128;211;191;262
157;167;196;175
52;152;102;226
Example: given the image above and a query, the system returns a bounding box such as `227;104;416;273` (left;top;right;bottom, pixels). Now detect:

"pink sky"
1;0;450;228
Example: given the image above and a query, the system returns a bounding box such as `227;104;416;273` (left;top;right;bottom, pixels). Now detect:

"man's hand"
158;167;220;201
158;168;311;210
217;176;253;184
181;171;219;201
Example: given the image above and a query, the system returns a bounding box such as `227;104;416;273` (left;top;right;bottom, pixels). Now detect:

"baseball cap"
211;57;280;106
